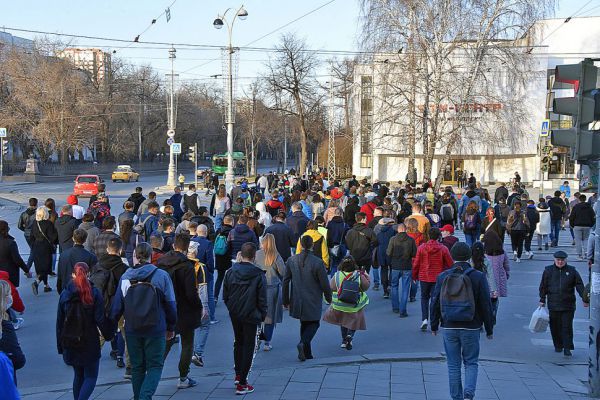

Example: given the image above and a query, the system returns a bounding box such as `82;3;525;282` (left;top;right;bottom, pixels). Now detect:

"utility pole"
284;118;288;172
327;69;336;181
138;77;145;170
166;47;178;188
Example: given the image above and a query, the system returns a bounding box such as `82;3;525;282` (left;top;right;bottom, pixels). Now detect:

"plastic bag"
529;306;549;333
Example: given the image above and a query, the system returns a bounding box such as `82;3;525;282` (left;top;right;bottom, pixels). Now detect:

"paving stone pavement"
21;359;590;399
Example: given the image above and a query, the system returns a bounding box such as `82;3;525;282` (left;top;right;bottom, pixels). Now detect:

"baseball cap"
440;224;454;234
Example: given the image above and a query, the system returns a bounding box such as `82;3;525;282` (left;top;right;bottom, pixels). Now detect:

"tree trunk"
295;95;309;175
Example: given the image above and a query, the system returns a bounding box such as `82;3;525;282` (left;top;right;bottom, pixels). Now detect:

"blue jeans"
263;323;275;342
127;335;166;400
329;252;342;277
443;329;481;400
194;318;210;356
214;214;225;232
208;274;216;321
410;279;419;300
390;270;412;313
464;228;480;247
72;360;99;400
372;267;380;286
550;219;561;244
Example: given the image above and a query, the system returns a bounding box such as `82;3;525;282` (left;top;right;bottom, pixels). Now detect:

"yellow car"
111;165;140;182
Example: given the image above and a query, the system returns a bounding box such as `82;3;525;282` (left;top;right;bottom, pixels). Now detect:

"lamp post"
213;5;248;194
166;47;178;188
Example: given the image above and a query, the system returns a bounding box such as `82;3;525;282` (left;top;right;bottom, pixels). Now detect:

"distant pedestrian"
539;251;587;356
283;235;332;361
31;206;58;295
569;194;596;259
548;191;566;247
57;229;98;294
55;205;81;253
17;197;38;272
0;220;29;289
127;187;146;215
178;174;185;191
386;223;417;316
440;224;459;252
482;230;510;324
462;201;481;247
506;201;529;263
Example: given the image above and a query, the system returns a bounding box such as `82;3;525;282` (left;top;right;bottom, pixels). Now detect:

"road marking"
531;338;588;348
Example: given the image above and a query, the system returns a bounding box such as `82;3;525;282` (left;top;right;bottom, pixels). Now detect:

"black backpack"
441;267;476;322
124;270;160;332
337;272;361;305
90;266;118;315
60;298;88;350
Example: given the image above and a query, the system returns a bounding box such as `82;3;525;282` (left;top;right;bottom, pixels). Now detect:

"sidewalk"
21;355;589;399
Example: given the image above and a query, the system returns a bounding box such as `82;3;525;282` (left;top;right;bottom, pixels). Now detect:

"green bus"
212;152;246;175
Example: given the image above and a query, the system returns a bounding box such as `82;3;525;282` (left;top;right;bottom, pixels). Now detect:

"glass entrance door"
443;159;464;184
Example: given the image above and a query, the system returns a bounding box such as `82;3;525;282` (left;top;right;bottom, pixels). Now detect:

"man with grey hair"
192;224;217;325
110;242;177;399
55;204;80;252
286;202;309;251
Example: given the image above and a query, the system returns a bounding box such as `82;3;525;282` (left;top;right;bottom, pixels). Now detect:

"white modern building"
57;48;111;86
351;16;600;186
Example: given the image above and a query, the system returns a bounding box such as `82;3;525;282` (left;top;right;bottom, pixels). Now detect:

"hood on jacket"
122;263;157;281
98;254;126;271
24;208;36;216
156;250;191;274
230;261;264;282
129;193;145;200
79;221;97;231
422;239;445;254
57;215;75;225
352;223;370;233
330;215;344;223
304;229;324;241
378;224;395;234
395;232;411;242
233;224;251;235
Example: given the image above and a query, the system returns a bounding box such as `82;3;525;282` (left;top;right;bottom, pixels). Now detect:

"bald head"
197;224;208;237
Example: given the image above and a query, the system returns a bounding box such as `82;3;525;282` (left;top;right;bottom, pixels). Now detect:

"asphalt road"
0;175;592;393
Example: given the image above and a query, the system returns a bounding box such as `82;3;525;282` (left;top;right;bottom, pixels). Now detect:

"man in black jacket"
548;191;566;247
264;212;295;261
286;202;309;250
345;212;378;273
55;205;81;252
494;183;509;205
156;233;202;389
539;251;587;356
223;242;267;395
17;197;38;270
127;187;145;215
57;229;97;293
569;194;596;259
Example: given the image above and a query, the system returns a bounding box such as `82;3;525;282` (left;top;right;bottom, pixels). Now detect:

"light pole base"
166;161;177;188
225;171;234;195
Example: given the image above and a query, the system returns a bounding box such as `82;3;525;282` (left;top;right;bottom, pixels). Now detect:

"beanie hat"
67;195;78;205
450;242;471;262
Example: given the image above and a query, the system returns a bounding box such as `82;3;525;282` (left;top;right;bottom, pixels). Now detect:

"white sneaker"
513;251;517;261
177;377;197;389
528;251;534;259
516;258;521;263
420;319;428;331
12;318;24;330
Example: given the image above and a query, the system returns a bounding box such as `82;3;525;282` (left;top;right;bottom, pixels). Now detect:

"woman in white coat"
536;199;552;250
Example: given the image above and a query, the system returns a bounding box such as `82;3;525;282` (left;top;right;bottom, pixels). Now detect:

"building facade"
58;48;111;86
352;16;600;187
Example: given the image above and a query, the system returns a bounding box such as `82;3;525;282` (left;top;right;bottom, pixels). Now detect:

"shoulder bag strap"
37;221;53;245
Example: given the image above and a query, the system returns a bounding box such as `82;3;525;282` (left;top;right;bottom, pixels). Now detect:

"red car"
73;175;103;197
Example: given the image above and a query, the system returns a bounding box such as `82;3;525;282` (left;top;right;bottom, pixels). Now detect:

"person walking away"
120;219;140;267
548;191;566;247
156;233;202;389
55;205;80;253
127;187;146;215
569;194;596;259
344;197;361;227
482;230;510;324
287;202;310;252
345;212;378;285
522;200;540;260
0;221;30;290
191;207;215;240
254;234;287;351
470;241;498;322
57;229;98;294
18;197;38;272
228;215;259;260
31;206;58;295
493;198;510;242
170;187;184;222
91;217;120;260
375;217;396;298
296;220;329;271
264;212;295;262
210;185;231;231
409;203;431;234
191;224;217;324
506;201;530;263
323;256;370;350
118;201;137;227
186;242;210;368
79;213;100;254
430;242;494;400
536;199;551;250
412;228;453;330
223;243;267;395
214;215;234;302
494;183;509;205
257;174;269;196
440;224;459;252
386;223;417;316
326;208;348;276
539;251;587;356
88;194;111;229
462;201;482;247
57;262;113;400
283;236;333;361
439;196;456;228
110;243;177;400
181;184;201;216
178;174;185;191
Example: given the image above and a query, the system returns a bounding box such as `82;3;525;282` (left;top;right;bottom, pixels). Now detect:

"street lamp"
213;5;247;194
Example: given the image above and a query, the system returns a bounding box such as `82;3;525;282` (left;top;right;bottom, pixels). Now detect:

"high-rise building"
58;48;111;85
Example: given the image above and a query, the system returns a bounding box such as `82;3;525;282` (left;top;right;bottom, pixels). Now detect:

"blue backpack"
0;352;19;400
441;267;476;322
214;234;228;256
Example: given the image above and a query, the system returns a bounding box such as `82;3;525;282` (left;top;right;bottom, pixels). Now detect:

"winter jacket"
412;240;454;282
287;211;310;245
265;199;285;216
360;201;377;224
110;263;177;337
264;221;295;261
227;224;259;259
57;281;112;366
156;251;203;332
507;210;529;233
494;186;509;204
118;211;136;226
441;235;459;252
181;191;201;215
376;224;396;267
0;235;27;287
344;200;361;227
136;198;153;217
283;251;332;321
79;221;100;253
210;194;232;216
93;254;128;314
170;192;183;220
17;207;36;239
462;211;482;233
459;191;482;216
300;200;313;220
191;236;215;275
536;206;552;235
548;196;567;221
92;231;120;260
127;193;146;215
223;261;267;324
139;212;160;241
345;223;378;267
569;202;596;228
525;205;540;231
430;262;494;335
215;225;234;272
55;215;81;252
0;320;25;373
539;264;586;311
326;216;348;248
296;229;329;267
190;215;215;241
386;232;417;270
0;271;24;312
57;244;98;294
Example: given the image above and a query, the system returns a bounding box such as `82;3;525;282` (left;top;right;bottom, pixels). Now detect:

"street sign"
171;142;181;154
540;119;550;137
167;137;174;146
0;128;6;138
167;129;175;138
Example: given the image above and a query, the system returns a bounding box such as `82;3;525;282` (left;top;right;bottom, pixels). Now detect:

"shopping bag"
529;306;549;333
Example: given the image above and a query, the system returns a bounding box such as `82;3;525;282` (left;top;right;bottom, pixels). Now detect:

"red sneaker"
236;384;255;395
234;375;240;386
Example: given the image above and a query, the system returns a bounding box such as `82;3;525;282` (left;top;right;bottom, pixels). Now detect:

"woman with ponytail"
57;262;113;400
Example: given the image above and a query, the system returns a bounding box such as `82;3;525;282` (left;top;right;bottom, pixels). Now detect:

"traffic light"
541;155;550;172
551;58;600;160
188;144;196;163
1;139;7;155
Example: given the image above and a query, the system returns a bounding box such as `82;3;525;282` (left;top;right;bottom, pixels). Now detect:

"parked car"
111;165;140;182
73;175;102;197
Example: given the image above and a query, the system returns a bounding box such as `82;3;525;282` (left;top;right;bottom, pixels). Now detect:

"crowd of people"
0;171;595;400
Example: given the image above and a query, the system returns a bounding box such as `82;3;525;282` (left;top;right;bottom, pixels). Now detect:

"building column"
479;156;486;185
